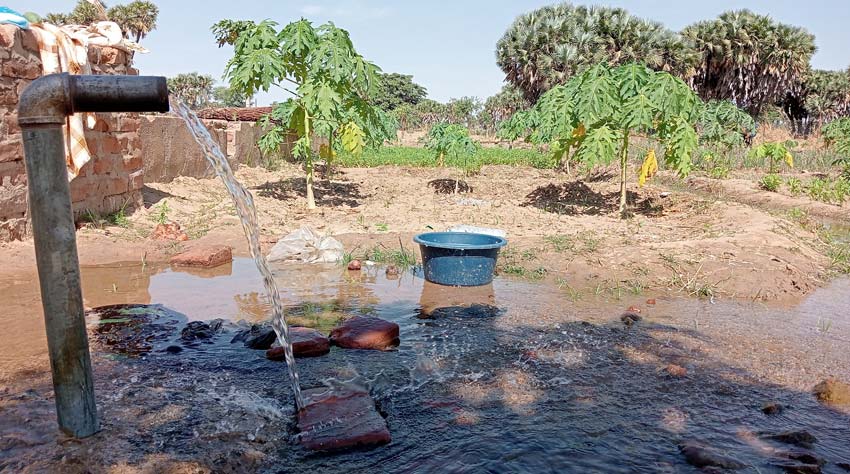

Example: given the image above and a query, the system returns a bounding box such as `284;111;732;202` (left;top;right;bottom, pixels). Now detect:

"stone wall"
139;116;265;183
0;24;142;241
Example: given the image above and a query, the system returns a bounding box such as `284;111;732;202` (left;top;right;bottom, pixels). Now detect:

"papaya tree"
698;100;756;148
749;141;795;173
221;19;395;209
424;123;480;193
521;62;701;216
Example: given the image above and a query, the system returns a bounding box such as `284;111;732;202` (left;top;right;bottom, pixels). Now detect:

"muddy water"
1;260;849;472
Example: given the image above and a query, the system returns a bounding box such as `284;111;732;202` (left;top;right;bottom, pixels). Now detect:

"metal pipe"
18;73;169;438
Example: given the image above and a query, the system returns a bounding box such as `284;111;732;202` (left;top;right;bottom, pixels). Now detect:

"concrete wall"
139;116;265;183
0;24;142;241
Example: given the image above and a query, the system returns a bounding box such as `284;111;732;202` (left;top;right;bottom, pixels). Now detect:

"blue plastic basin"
414;232;508;286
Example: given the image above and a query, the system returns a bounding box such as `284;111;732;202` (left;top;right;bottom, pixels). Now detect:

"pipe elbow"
17;73;73;127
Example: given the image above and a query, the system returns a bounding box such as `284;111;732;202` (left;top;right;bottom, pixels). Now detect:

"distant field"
335;146;555;170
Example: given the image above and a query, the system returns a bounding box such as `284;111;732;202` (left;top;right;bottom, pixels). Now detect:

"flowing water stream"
169;99;305;410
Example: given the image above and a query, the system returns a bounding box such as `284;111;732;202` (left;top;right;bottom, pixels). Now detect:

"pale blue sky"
22;1;850;105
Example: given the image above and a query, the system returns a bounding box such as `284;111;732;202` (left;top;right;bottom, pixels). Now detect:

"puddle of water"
1;259;849;472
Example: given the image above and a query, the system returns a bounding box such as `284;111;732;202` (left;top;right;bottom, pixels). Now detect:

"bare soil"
1;163;839;304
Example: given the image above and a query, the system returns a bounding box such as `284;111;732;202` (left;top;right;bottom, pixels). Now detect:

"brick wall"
0;24;142;241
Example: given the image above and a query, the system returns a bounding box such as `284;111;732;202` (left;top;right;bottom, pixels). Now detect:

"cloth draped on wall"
29;21;148;180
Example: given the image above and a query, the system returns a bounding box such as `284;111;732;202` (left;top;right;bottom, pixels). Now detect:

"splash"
170;98;305;410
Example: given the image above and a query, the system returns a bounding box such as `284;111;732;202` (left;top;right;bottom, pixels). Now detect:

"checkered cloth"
30;21;148;180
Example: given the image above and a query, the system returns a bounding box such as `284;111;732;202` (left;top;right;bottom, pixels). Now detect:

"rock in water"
679;442;746;470
180;319;224;342
762;402;785;415
232;325;277;350
330;317;400;350
267;327;330;359
621;312;642;326
347;259;362;271
760;430;818;449
665;364;688;377
170;245;233;268
813;378;850;406
297;386;390;451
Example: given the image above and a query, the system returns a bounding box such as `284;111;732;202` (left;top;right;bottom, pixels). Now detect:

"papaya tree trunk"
304;116;316;210
618;131;630;217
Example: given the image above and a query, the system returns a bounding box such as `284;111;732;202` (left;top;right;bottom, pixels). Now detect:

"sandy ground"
1;163;840;304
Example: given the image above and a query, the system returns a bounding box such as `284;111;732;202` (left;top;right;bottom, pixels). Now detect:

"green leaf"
574;124;618;168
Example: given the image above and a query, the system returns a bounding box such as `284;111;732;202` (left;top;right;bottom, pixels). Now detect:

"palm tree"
108;1;159;42
496;4;697;102
682;10;816;116
167;73;215;110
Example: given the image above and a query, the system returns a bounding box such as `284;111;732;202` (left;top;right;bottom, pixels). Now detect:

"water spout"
18;73;169;438
169;98;305;410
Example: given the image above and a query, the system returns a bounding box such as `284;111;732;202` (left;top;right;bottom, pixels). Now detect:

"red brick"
123;152;143;172
69;178;93;201
92;157;115;175
19;29;39;54
100;176;129;196
100;135;122;154
170;245;233;268
91;118;110;132
0;25;17;49
0;139;23;163
116;115;140;132
128;169;144;190
0;160;26;186
0;184;28;216
4;113;20;135
90;47;127;66
2;56;41;80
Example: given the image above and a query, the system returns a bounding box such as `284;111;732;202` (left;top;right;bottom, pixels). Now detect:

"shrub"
759;174;782;192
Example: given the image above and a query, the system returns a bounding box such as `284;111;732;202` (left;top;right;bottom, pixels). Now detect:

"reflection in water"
2;258;850;472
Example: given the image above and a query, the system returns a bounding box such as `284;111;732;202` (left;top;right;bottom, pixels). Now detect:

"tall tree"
167;73;215;110
45;0;159;43
212;86;250;108
223;19;395;209
496;4;697;102
481;85;530;132
683;10;815;116
371;73;427;111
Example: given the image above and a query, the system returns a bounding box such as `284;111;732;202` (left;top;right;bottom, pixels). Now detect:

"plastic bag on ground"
267;226;344;264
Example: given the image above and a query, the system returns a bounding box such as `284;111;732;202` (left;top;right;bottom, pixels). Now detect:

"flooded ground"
1;259;849;472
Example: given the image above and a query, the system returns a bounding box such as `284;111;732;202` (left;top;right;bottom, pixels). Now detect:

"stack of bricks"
0;24;143;241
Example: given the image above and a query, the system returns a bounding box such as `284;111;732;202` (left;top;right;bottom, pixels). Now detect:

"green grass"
363;246;417;268
335;146;555;170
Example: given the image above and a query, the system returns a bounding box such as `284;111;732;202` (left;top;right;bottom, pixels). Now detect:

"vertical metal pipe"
22;125;99;438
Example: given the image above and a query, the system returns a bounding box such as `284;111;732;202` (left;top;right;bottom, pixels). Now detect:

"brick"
0;138;23;163
91;118;110;132
116;115;140;132
90;47;127;66
69;177;98;202
0;216;29;241
4;113;20;135
19;29;39;54
93;156;115;175
0;25;17;49
2;56;41;80
100;135;122;154
128;169;144;190
99;176;129;196
0;160;26;186
0;184;28;217
123;152;142;172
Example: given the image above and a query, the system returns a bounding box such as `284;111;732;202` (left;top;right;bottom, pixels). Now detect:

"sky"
22;0;850;105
